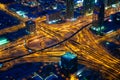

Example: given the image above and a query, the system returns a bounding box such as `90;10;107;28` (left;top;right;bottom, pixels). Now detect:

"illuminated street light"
92;0;105;35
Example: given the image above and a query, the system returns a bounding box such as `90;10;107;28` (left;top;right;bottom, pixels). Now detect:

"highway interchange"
0;3;120;80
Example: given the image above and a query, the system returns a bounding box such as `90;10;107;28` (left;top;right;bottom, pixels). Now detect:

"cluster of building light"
106;30;114;34
16;11;27;18
95;0;98;3
71;18;77;21
76;0;83;4
91;26;105;32
74;0;83;8
48;19;61;24
21;0;39;7
0;37;9;46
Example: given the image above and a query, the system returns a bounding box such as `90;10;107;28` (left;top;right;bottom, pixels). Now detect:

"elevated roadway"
0;5;120;79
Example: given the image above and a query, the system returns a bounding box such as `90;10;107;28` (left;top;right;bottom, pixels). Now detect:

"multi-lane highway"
0;3;27;35
0;3;120;80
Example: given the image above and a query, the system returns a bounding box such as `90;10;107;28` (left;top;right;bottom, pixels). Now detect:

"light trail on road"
0;5;120;79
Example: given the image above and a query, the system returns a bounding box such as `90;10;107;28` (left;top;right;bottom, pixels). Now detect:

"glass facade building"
66;0;74;19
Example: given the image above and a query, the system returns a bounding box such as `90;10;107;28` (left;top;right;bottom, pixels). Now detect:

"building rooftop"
61;52;77;61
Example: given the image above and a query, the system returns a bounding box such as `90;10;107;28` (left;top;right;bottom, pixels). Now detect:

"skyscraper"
103;0;119;7
25;20;36;34
60;52;77;73
107;0;119;6
83;0;95;14
66;0;74;19
104;0;108;7
92;0;105;28
92;0;105;35
46;10;62;24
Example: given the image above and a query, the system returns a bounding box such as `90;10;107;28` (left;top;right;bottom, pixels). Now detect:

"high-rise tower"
25;20;36;34
46;10;62;24
92;0;105;34
66;0;74;19
83;0;95;14
92;0;105;27
60;52;78;73
107;0;119;6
